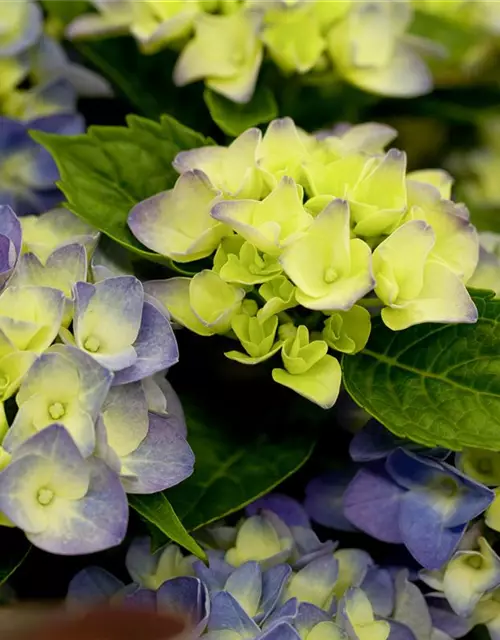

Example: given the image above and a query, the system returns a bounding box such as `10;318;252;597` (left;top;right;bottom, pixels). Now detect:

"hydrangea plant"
2;11;500;640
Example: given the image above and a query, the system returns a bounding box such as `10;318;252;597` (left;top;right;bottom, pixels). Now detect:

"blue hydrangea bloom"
0;113;84;214
343;448;494;569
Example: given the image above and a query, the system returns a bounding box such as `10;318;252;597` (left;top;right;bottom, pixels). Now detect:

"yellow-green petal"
272;354;341;409
323;305;371;355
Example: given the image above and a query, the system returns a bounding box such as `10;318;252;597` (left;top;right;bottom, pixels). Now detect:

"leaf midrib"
363;348;500;399
180;448;246;527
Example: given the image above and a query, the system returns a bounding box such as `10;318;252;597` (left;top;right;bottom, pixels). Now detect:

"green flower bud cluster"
128;117;480;409
68;0;448;102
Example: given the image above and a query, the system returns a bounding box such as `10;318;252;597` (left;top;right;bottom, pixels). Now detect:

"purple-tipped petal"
247;494;310;528
120;413;194;494
399;492;466;570
262;598;298;630
12;243;88;300
157;577;210;635
284;555;338;611
259;564;292;623
1;426;127;554
0;204;22;275
94;418;122;474
28;456;128;555
294;602;331;636
125;536;161;584
304;469;359;532
392;570;432;640
193;561;222;594
427;595;474;638
5;345;113;457
291;527;336;569
0;236;16;290
343;466;404;543
388;620;417;640
142;375;187;437
73;277;144;371
386;449;494;527
0;425;88;533
208;591;259;635
0;425;90;534
100;381;149;458
67;567;125;605
112;301;179;385
361;567;394;618
224;562;262;619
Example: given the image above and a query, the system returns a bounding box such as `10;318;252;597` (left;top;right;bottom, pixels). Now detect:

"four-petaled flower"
343;448;494;569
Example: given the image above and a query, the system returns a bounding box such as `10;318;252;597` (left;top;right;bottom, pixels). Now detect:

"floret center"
324;267;338;284
37;487;54;506
49;402;65;420
84;336;101;353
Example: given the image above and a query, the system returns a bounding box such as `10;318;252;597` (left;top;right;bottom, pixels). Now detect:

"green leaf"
129;494;207;561
411;11;486;66
74;37;215;132
141;395;315;536
469;205;500;236
342;295;500;451
204;86;278;137
41;0;90;24
467;287;496;300
31;114;212;266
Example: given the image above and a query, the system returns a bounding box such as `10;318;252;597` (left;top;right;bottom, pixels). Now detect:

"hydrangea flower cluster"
305;419;500;639
0;0;112;214
127;117;480;409
0;0;111;120
67;0;442;102
66;486;487;640
0;204;194;554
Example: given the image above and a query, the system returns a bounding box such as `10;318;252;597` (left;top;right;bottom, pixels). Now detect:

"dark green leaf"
74;37;216;133
411;11;485;66
41;0;90;24
129;494;207;561
164;397;315;532
31;114;211;265
204;86;278;137
467;288;496;300
467;626;491;640
343;295;500;451
469;205;500;236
